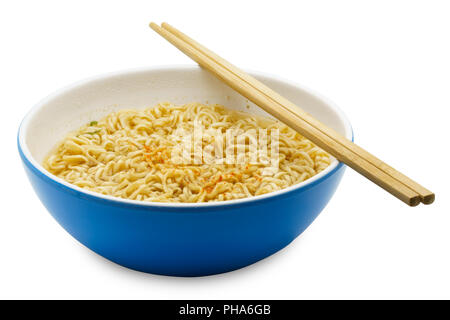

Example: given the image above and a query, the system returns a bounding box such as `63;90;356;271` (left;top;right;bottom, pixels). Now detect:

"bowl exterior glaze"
19;144;345;276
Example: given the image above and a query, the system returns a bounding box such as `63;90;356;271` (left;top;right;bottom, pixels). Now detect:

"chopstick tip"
422;193;435;205
149;22;160;30
409;196;421;207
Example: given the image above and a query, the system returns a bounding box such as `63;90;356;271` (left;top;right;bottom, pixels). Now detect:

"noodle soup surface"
44;103;331;203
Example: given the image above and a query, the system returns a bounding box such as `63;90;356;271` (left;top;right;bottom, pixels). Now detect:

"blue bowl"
18;66;352;276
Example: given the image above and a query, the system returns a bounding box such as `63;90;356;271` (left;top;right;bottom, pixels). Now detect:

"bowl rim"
18;65;353;209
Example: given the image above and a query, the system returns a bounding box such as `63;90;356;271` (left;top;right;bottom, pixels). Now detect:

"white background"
1;0;449;299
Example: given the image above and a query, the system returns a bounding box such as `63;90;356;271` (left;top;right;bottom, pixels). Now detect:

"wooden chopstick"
159;22;435;206
149;22;434;206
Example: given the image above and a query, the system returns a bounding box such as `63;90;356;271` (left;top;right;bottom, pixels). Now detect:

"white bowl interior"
22;66;351;164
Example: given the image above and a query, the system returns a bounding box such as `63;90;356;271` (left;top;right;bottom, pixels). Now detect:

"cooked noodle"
43;103;331;203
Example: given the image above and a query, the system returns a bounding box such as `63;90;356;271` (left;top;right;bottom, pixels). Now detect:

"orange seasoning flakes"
143;145;171;165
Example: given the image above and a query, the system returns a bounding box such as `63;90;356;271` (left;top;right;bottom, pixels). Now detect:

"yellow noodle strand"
43;103;331;203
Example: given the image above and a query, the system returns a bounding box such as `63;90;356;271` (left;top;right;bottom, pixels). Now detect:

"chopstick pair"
149;22;434;206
